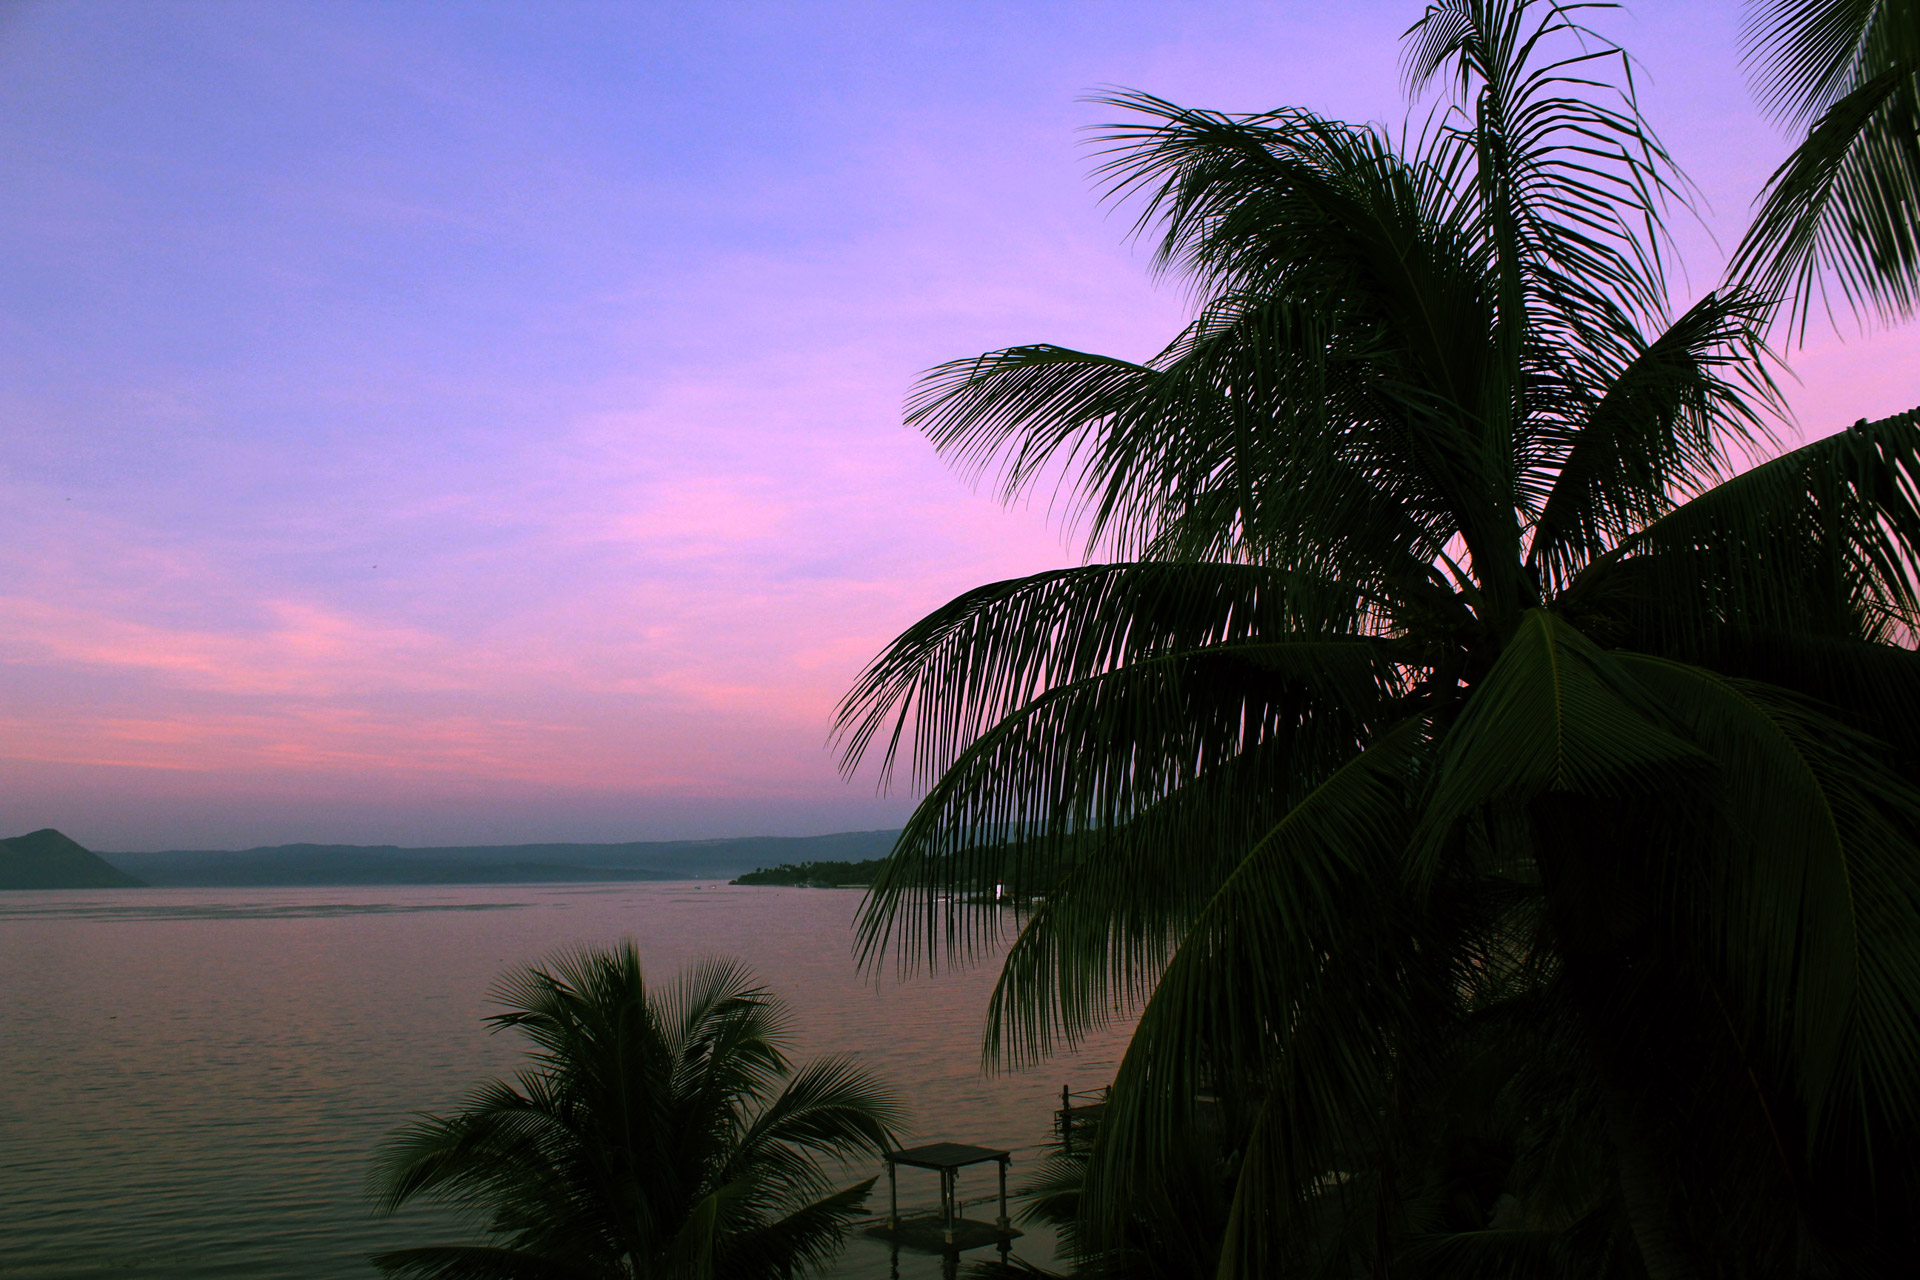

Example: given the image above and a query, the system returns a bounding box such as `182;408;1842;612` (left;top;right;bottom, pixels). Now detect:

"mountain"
0;829;146;889
103;830;900;887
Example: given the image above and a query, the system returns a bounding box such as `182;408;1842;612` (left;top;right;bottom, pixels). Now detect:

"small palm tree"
367;946;903;1280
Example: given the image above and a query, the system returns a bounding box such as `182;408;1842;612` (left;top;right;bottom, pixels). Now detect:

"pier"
862;1083;1108;1272
864;1141;1020;1270
1055;1084;1108;1154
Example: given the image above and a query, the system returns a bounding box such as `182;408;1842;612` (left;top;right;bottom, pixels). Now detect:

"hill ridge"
1;829;146;890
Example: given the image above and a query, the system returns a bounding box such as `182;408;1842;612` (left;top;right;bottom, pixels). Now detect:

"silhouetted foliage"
840;2;1920;1276
1733;0;1920;336
731;860;888;886
368;945;904;1280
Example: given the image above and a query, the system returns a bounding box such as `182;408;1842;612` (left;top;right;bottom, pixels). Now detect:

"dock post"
997;1154;1010;1233
887;1158;898;1229
1061;1084;1073;1154
942;1168;956;1247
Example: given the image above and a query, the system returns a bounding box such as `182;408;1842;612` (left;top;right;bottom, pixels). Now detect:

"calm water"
0;883;1128;1278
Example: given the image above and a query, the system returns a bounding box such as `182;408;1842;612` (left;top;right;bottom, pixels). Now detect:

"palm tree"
837;2;1920;1276
1732;0;1920;334
367;946;903;1280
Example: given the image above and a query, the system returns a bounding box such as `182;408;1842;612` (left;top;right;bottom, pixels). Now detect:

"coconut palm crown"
837;2;1920;1276
368;946;903;1280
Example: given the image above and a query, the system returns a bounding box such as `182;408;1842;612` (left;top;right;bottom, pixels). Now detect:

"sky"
2;0;1916;851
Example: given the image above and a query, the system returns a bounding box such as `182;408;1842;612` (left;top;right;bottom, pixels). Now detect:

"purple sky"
3;1;1916;851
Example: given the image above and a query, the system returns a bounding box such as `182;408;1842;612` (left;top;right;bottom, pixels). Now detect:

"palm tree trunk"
1602;1081;1703;1280
1530;792;1704;1280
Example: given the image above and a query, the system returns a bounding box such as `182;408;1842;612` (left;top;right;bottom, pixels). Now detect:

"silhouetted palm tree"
368;946;903;1280
839;2;1920;1276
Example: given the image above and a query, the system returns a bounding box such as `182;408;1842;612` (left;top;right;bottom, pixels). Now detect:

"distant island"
0;829;146;889
98;830;900;888
730;859;888;887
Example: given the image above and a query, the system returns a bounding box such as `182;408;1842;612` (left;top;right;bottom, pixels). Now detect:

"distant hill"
104;830;900;887
0;829;146;889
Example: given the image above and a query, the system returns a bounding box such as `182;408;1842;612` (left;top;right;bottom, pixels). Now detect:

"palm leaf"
835;561;1374;792
1615;655;1920;1140
368;1245;600;1280
1730;57;1920;334
1564;406;1920;654
855;633;1402;970
1411;610;1702;880
1526;290;1776;591
977;740;1347;1067
720;1180;878;1280
1087;720;1433;1272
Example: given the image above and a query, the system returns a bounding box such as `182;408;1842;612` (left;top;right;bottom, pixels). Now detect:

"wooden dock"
866;1141;1021;1256
1055;1084;1108;1154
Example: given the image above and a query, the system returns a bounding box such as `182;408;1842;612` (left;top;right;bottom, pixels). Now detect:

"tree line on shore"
729;860;889;887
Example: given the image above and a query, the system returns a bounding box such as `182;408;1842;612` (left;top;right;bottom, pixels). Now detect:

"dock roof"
883;1142;1009;1170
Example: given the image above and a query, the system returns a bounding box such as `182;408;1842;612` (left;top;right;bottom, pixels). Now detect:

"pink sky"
2;1;1916;850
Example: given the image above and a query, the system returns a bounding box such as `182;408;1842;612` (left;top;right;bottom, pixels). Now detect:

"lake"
0;882;1130;1278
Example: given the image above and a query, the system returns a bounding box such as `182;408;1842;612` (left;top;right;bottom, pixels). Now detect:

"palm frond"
1405;0;1692;330
1736;0;1920;330
835;562;1369;791
367;1091;583;1226
1615;655;1920;1140
732;1057;903;1168
1743;0;1913;125
855;633;1403;970
1564;406;1920;654
721;1181;879;1280
978;741;1340;1067
1081;93;1517;571
1708;629;1920;759
1088;720;1431;1268
368;1245;599;1280
1730;57;1920;334
1527;290;1777;591
1411;610;1702;879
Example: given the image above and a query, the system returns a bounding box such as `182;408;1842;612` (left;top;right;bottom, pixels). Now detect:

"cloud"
0;596;458;696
